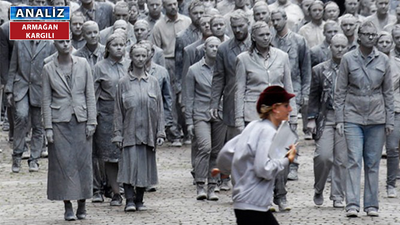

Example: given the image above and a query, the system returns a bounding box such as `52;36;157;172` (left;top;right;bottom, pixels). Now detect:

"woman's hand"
286;144;297;163
46;129;54;143
86;125;96;138
336;123;344;136
307;119;316;134
115;141;122;149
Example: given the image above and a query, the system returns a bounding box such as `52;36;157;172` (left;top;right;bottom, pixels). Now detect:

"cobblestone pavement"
1;126;400;225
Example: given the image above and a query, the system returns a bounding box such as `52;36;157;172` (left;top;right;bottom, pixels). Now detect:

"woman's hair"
248;21;270;55
104;33;126;59
259;103;283;119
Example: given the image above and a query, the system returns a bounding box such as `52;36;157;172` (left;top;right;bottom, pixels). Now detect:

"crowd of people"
0;0;399;223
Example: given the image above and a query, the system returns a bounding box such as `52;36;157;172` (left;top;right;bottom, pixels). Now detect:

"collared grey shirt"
74;43;106;72
334;47;394;127
93;57;130;102
151;13;191;58
113;72;166;148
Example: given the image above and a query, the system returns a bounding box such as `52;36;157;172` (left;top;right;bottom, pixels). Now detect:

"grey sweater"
217;119;289;212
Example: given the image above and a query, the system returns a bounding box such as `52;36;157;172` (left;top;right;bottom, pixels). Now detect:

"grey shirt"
334;48;394;128
112;73;166;148
74;43;106;72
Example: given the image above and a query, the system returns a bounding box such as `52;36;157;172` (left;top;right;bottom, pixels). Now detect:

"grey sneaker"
196;183;207;200
278;199;291;212
22;150;30;160
28;161;39;172
313;192;323;206
366;208;379;217
110;194;123;206
220;179;231;191
387;186;397;198
207;185;219;201
333;200;344;208
287;169;298;181
346;209;358;217
41;148;48;158
170;140;182;147
12;157;21;173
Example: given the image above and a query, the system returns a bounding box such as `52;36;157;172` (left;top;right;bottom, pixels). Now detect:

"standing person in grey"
385;25;400;198
73;21;106;203
298;0;325;48
93;34;130;207
76;0;114;31
134;20;165;66
42;40;97;221
308;34;348;208
310;20;341;67
6;39;55;173
146;0;164;31
70;11;86;50
112;44;165;212
234;21;296;211
334;21;394;217
185;36;226;201
366;0;396;32
210;9;251;190
271;8;311;180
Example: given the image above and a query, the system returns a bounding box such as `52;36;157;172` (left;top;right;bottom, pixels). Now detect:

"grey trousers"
385;112;400;188
313;124;347;201
13;95;43;164
194;119;227;183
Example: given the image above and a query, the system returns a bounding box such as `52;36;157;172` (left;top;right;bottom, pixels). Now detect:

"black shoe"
12;157;21;173
76;200;86;220
92;192;104;203
110;194;123;206
145;186;157;192
124;200;136;212
64;201;76;221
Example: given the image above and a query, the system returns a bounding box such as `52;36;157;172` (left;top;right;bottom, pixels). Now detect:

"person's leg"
105;162;122;206
11;95;29;172
135;187;146;211
76;199;86;220
386;113;400;197
123;183;136;211
313;125;334;205
7;106;14;141
92;156;105;202
220;126;240;190
288;122;299;180
363;124;385;213
330;126;347;205
194;120;211;200
344;122;364;213
28;106;44;171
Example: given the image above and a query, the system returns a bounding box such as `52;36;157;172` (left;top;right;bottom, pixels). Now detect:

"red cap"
256;86;295;114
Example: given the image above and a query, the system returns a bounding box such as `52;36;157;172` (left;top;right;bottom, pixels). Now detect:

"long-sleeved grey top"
216;119;289;212
112;72;166;148
334;47;394;128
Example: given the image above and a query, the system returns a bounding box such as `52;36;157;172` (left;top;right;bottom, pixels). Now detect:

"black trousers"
234;209;279;225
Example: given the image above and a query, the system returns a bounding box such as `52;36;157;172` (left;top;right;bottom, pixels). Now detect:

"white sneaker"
366;208;379;217
387;186;397;198
346;209;358;217
22;150;30;159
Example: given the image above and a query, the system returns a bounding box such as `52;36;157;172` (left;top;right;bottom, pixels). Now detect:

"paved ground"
1;125;400;225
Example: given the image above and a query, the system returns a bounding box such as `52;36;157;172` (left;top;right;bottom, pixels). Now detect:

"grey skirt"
47;116;93;200
117;145;158;187
94;99;120;162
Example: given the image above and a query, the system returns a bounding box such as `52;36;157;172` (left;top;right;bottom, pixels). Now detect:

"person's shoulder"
271;46;288;57
236;51;250;60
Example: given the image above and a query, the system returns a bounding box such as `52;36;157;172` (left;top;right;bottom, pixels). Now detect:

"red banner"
9;21;70;40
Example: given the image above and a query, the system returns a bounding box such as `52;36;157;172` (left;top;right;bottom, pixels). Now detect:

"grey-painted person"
210;9;251;142
310;20;340;67
340;14;359;51
93;34;130;207
234;21;296;212
307;34;349;209
112;44;165;212
6;39;56;173
76;0;114;31
42;40;97;221
70;11;86;50
145;0;164;31
217;85;297;225
298;0;325;48
365;0;396;32
334;21;394;217
185;36;227;201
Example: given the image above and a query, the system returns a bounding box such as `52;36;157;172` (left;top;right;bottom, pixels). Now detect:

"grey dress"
93;58;129;162
113;72;165;187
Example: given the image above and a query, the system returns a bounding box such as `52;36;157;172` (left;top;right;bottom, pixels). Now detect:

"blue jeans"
344;123;385;212
386;113;400;188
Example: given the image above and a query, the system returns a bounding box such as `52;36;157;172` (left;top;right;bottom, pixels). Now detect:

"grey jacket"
211;36;251;127
0;22;14;86
99;24;136;46
181;39;204;96
5;40;56;107
175;25;202;92
334;48;394;127
308;59;339;140
73;43;105;72
185;58;214;125
216;119;289;212
148;62;174;126
42;56;97;129
273;31;311;105
390;51;400;113
234;48;296;126
311;40;331;67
